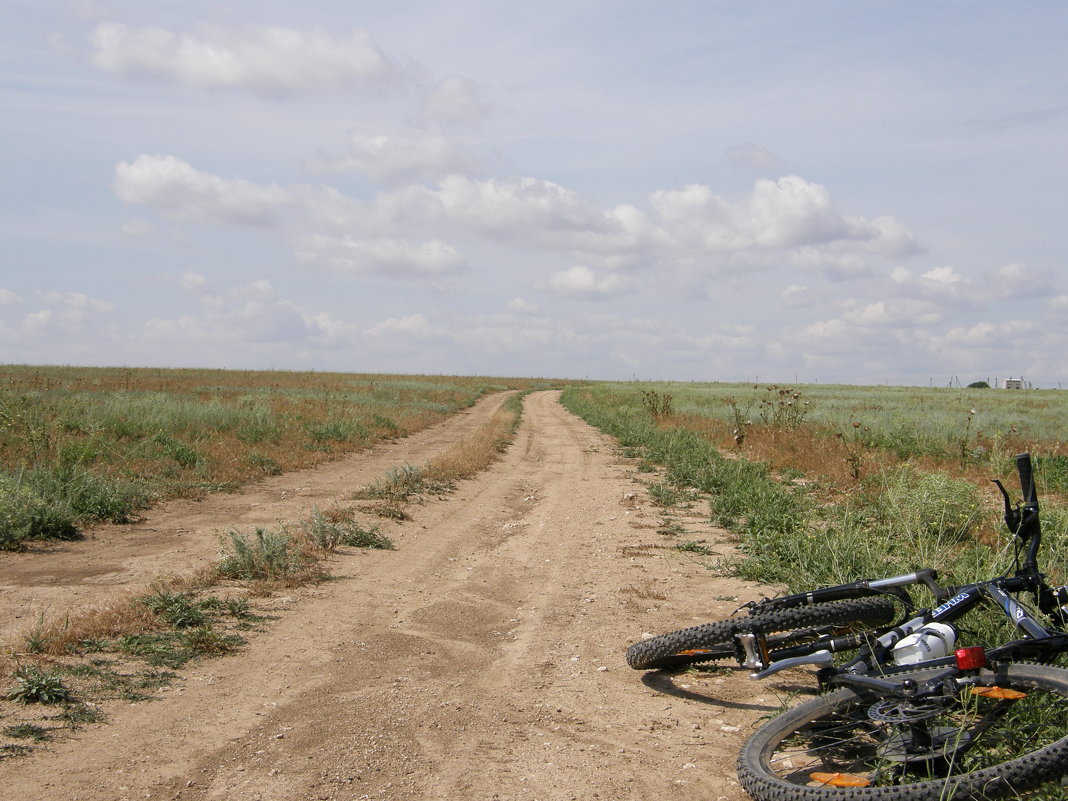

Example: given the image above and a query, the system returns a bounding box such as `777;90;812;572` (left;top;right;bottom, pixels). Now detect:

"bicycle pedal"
737;632;769;670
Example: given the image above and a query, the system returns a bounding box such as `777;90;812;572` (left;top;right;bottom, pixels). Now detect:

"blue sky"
2;1;1066;386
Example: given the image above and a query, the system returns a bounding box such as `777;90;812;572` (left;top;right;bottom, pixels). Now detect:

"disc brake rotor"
867;698;945;724
867;697;971;764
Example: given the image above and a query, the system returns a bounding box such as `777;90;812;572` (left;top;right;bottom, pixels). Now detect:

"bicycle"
626;453;1068;800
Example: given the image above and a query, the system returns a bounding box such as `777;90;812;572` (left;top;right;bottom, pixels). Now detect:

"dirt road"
2;391;790;801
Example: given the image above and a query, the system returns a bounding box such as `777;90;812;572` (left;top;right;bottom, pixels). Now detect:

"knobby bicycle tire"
737;661;1068;801
625;596;896;671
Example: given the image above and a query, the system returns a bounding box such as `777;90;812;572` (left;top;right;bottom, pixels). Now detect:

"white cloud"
921;265;966;287
420;76;493;128
115;155;292;226
177;271;207;292
113;155;924;298
935;320;1040;351
547;265;629;298
985;262;1051;299
41;291;115;314
840;299;941;328
417;175;630;247
690;324;758;351
781;284;808;305
305;131;481;185
0;288;24;308
21;310;54;335
791;247;870;280
1050;294;1068;314
367;313;448;340
648;176;918;259
144;281;323;345
888;264;975;303
294;235;466;277
507;297;540;315
89;23;398;96
799;318;848;341
941;322;998;346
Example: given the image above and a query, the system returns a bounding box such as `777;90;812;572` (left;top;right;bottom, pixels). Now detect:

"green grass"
216;528;315;582
561;384;1068;597
3;723;49;741
573;380;1068;464
4;666;72;705
298;508;394;551
56;662;176;702
0;366;571;549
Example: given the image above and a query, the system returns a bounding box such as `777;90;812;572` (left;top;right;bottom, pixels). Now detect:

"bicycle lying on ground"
627;453;1068;800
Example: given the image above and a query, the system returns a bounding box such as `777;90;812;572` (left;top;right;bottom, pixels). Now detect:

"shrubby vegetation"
561;382;1068;594
0;366;556;549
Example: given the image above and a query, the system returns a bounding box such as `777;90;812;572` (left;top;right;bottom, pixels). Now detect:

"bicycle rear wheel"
737;661;1068;800
625;596;896;670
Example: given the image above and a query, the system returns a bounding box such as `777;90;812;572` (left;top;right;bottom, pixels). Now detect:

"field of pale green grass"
0;365;566;549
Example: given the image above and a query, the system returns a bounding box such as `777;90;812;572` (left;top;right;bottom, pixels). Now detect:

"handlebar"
1017;452;1038;509
991;453;1043;575
993;452;1040;538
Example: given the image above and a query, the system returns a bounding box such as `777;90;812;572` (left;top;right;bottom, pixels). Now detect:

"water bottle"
891;623;957;666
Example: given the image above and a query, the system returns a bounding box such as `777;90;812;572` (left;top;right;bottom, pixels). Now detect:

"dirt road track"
2;391;788;801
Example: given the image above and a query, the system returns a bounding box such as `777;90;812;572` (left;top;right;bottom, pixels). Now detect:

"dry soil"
1;390;804;801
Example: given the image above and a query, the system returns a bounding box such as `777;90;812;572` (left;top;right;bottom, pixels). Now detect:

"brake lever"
992;478;1021;533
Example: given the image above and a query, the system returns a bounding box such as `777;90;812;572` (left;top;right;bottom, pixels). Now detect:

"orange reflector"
971;686;1027;700
810;772;871;788
677;649;713;656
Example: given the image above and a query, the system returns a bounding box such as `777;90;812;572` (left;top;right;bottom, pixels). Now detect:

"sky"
2;1;1066;386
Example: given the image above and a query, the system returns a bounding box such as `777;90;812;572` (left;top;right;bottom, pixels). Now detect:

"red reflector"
956;646;987;670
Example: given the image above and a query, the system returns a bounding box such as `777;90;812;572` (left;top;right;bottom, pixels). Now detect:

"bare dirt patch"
1;391;797;801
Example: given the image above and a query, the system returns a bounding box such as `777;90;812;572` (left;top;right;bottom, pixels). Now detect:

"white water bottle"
891;623;957;666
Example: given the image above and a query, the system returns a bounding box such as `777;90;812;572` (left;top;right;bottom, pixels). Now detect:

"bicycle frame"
739;453;1068;683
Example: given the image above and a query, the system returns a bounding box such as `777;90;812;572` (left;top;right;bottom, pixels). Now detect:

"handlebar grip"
1017;452;1038;505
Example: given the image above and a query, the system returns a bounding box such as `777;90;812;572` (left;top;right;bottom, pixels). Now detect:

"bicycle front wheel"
625;596;895;670
737;661;1068;801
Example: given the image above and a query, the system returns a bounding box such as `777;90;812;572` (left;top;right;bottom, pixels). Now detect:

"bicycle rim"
738;662;1068;800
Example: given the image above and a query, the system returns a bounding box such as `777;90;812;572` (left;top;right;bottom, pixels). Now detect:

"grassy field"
0;365;562;549
561;381;1068;607
1;381;528;740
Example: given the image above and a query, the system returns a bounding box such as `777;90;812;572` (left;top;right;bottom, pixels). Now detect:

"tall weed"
216;528;314;582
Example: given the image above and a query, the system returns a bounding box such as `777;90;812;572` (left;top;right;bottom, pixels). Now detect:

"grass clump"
181;627;244;656
675;541;714;555
216;527;319;583
141;592;207;629
0;466;150;550
648;482;680;507
356;464;427;502
300;507;393;551
55;703;107;728
0;473;79;548
3;723;49;741
56;661;177;701
5;666;73;705
115;626;245;669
